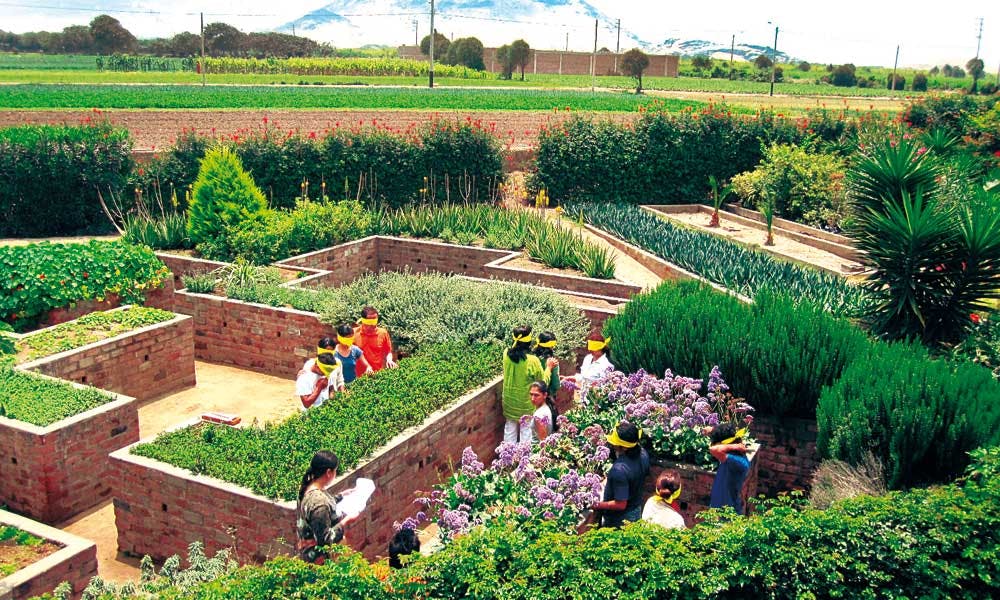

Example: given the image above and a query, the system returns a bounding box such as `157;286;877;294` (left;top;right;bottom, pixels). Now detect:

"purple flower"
461;447;484;477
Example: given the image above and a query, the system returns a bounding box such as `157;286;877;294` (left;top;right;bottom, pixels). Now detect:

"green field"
0;53;97;70
0;84;709;111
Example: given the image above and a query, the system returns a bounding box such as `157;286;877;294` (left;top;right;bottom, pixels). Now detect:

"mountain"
651;38;794;63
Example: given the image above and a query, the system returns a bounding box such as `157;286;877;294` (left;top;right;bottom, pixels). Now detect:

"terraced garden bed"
0;510;97;600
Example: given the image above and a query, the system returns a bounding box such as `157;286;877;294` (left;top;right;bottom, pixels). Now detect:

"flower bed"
0;510;97;600
0;373;138;523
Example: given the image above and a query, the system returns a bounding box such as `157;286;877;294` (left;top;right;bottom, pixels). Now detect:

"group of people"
296;306;397;410
501;325;615;444
594;421;752;531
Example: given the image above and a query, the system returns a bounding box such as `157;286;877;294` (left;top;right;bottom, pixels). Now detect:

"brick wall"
111;378;505;563
0;388;139;524
39;278;176;326
751;415;820;496
156;253;229;293
276;237;379;288
0;510;97;600
645;446;760;526
22;314;196;402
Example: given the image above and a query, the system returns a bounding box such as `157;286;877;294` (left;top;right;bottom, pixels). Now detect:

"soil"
0;538;61;576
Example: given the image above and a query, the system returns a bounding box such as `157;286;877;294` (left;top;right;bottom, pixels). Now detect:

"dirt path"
57;361;301;583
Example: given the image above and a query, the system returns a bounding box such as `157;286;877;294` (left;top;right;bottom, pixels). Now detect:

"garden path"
57;361;301;583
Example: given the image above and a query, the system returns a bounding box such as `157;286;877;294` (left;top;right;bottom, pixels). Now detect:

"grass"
0;84;701;111
0;368;115;426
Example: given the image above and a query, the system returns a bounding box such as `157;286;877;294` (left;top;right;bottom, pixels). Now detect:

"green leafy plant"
707;174;733;227
0;368;115;426
181;273;218;294
758;194;777;246
15;307;174;363
186;146;267;255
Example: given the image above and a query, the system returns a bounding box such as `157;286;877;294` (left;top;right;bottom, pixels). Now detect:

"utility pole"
729;34;735;79
291;24;296;37
200;12;206;87
565;31;569;52
428;0;435;88
769;23;779;97
890;45;899;91
975;17;983;59
592;19;598;92
615;19;621;54
413;20;418;46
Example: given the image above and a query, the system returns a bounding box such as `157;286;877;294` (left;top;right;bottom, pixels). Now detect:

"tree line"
0;15;331;58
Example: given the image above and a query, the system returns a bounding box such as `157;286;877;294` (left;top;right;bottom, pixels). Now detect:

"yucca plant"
847;136;940;214
921;128;960;156
758;194;776;246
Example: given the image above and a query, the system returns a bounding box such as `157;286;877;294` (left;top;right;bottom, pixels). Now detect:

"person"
296;353;345;410
502;325;556;444
573;331;614;402
708;423;751;515
592;421;650;528
527;380;559;442
642;470;687;530
388;527;421;569
530;331;560;395
296;450;356;564
353;306;397;374
333;323;373;385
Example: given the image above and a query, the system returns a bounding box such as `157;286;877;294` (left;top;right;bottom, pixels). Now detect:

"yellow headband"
587;338;609;352
317;346;335;355
337;335;354;346
660;485;682;505
606;427;641;448
359;317;378;326
513;334;533;343
316;360;337;377
718;427;749;446
535;339;557;349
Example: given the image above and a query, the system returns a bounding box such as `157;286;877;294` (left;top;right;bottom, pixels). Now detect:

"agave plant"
921;128;960;156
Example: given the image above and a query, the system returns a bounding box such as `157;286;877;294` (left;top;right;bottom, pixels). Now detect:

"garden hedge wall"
0;123;132;237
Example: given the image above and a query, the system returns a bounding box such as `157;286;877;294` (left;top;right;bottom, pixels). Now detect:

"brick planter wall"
38;278;176;327
751;415;820;495
644;446;760;526
111;377;505;564
20;313;196;402
0;510;97;600
0;382;138;524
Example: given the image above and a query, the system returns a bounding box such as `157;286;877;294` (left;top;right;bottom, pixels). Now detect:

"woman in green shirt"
502;325;555;444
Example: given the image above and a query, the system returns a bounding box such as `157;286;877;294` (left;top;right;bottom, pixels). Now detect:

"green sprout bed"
15;307;175;364
0;369;115;426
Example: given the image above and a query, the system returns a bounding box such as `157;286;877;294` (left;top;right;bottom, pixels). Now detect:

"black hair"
587;330;611;359
613;421;643;459
529;380;559;433
336;323;354;338
317;353;338;367
388;528;420;569
657;470;681;496
506;325;533;363
710;422;740;446
360;306;378;319
298;450;339;502
318;337;336;349
531;330;557;361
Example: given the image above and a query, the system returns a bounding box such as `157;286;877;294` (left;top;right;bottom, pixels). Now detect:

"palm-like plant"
847;136;940;214
758;194;776;246
707;175;733;227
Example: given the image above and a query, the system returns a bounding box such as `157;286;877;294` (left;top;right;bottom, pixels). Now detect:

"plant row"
0;524;45;577
200;56;489;79
605;280;1000;488
0;240;169;332
571;201;866;316
0;368;115;427
13;307;175;364
78;448;1000;599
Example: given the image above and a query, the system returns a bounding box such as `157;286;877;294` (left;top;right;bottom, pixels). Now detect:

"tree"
754;54;773;69
797;61;811;72
496;44;514;80
929;65;940;76
831;64;857;87
203;22;245;56
89;15;137;54
691;55;712;70
419;32;450;58
60;25;93;53
621;48;650;93
912;72;928;92
446;37;484;70
967;58;985;93
169;32;201;57
187;147;267;254
886;73;905;90
510;39;531;81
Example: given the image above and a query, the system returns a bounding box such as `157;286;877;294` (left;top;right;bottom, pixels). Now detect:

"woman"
527;380;560;442
296;450;356;564
574;331;614;403
592;421;649;528
334;324;373;385
530;331;560;395
502;325;556;444
642;470;687;530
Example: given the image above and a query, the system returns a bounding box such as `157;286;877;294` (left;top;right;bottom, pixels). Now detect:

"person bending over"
708;423;751;515
296;450;356;564
296;353;344;410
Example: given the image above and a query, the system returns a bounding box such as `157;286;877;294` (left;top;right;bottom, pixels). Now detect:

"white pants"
504;419;532;444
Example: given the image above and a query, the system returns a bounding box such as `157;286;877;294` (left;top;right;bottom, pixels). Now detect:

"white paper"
337;477;375;519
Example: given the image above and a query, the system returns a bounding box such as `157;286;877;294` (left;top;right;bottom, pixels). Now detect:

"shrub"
0;368;114;426
730;143;849;228
830;63;857;87
0;123;132;236
886;73;905;90
186;146;267;254
0;240;168;332
122;212;190;250
912;72;928;92
181;273;217;294
809;454;886;509
902;94;989;138
817;341;1000;488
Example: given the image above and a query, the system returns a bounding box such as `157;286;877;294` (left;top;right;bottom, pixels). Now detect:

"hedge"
0;368;115;426
0;123;132;237
0;240;169;332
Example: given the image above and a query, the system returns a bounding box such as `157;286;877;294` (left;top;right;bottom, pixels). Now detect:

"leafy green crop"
132;343;500;500
0;240;169;332
15;307;175;363
0;368;115;426
570;201;868;317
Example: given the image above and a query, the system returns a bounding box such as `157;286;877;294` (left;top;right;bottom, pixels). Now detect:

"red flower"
971;313;982;324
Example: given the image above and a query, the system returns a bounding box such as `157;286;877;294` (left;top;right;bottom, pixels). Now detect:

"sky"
2;0;997;68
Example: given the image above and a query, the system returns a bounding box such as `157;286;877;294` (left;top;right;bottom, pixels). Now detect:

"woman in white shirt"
642;470;687;530
527;380;559;443
573;332;614;403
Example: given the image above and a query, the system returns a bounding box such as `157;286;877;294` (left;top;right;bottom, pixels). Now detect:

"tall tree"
60;25;93;53
89;15;137;54
967;57;985;94
419;32;450;58
169;32;201;57
203;22;246;56
621;48;650;93
510;39;530;81
496;44;514;80
446;37;484;70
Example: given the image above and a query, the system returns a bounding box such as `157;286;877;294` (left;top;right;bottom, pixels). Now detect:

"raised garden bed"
0;510;97;600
